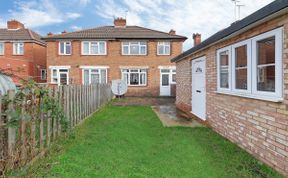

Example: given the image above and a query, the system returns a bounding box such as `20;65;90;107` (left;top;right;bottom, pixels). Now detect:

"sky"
0;0;275;50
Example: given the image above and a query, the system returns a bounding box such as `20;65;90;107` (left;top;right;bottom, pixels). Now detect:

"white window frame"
217;46;232;92
81;41;107;55
58;41;71;55
216;27;283;102
81;66;108;84
231;39;252;93
13;42;24;55
121;68;147;86
40;69;47;80
251;27;283;99
157;41;171;55
49;66;70;85
121;41;147;55
0;42;4;55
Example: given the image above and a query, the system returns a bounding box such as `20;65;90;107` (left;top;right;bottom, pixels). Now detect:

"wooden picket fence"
0;84;113;176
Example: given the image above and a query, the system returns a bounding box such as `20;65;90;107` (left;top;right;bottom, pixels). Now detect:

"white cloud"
95;0;274;50
66;12;81;19
70;25;82;31
79;0;91;6
6;0;81;28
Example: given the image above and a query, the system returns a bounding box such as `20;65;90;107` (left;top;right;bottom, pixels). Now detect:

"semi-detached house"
172;0;288;175
0;20;46;85
43;18;187;96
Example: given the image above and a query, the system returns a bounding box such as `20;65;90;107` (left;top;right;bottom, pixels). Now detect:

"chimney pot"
169;29;176;35
114;17;126;28
193;33;201;46
62;30;67;34
7;20;24;29
47;32;53;36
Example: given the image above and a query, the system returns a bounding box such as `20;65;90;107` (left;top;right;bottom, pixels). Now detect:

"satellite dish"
111;80;128;96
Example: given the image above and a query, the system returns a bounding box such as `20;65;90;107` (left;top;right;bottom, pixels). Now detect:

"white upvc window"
0;42;4;55
122;41;147;55
82;67;107;84
40;69;47;80
157;41;171;55
231;39;252;93
121;69;147;86
81;41;106;55
217;27;283;102
50;66;70;85
13;42;24;55
217;46;231;92
59;41;71;55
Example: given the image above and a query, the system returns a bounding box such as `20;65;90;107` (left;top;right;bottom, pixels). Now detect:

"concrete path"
113;96;203;128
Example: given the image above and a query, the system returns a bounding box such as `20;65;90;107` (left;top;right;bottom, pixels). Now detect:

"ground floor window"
121;69;147;86
40;69;47;80
50;67;70;85
82;68;107;84
216;27;283;101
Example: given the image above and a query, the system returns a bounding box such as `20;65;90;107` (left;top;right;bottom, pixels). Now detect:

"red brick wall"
175;14;288;175
0;42;46;84
46;40;183;96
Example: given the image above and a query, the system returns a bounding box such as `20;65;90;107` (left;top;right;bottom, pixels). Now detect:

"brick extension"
175;13;288;175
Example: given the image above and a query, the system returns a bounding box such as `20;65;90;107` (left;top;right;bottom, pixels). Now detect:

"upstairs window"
0;42;4;55
122;42;147;55
121;69;147;86
59;41;71;55
217;27;283;101
82;41;106;55
13;42;24;55
157;42;170;55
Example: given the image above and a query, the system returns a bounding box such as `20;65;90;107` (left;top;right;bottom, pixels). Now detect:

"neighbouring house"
42;18;186;96
172;0;288;175
0;20;47;85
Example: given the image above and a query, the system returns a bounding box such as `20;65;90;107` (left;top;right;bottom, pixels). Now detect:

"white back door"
191;57;206;120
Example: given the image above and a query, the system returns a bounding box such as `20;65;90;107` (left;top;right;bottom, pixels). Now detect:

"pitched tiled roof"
42;26;187;40
171;0;288;62
0;28;45;45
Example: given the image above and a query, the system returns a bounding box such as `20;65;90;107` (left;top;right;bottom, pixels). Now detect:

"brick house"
43;18;186;96
172;0;288;175
0;20;46;85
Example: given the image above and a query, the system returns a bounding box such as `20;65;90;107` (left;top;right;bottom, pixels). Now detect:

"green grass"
11;105;282;178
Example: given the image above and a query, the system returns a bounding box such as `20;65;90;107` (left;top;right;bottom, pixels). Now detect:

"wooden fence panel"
0;84;113;176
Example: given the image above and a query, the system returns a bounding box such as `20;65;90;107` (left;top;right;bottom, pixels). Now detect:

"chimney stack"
62;30;67;34
169;29;176;35
47;32;53;36
193;33;201;47
7;20;24;29
114;17;126;28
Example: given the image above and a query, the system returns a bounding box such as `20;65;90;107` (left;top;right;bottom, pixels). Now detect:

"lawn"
11;105;282;178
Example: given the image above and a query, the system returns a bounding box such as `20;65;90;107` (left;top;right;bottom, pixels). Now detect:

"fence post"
58;86;62;136
0;95;4;175
19;96;27;165
7;90;16;169
46;88;52;147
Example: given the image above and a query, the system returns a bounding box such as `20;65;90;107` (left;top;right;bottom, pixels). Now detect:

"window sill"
128;85;147;87
157;54;171;56
215;90;283;103
81;54;107;56
121;54;147;56
58;54;71;56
